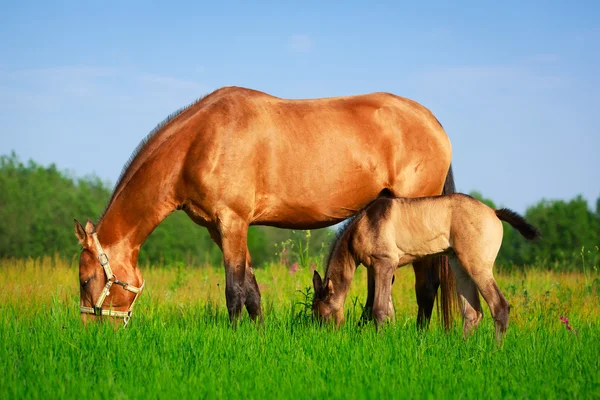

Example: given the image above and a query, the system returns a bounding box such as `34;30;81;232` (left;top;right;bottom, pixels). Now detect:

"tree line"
0;152;598;271
470;191;599;271
0;152;331;268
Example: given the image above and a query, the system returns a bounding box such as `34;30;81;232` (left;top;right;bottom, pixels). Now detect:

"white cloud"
0;66;209;112
521;53;559;64
287;34;313;54
415;64;570;96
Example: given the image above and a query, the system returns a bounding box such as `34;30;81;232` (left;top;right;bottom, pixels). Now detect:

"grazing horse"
312;194;540;341
74;86;455;326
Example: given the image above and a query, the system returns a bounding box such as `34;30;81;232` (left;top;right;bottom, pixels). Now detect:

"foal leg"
216;211;251;324
361;270;395;326
449;257;483;337
359;267;376;325
413;259;440;329
388;275;396;322
372;262;395;329
468;267;510;342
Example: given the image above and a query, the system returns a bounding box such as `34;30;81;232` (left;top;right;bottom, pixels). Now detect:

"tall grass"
1;257;599;399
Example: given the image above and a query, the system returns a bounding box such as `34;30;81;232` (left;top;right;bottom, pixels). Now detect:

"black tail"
495;208;541;240
442;164;455;195
438;163;456;331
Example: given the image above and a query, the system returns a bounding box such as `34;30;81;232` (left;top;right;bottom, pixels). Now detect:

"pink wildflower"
559;315;578;336
289;262;298;274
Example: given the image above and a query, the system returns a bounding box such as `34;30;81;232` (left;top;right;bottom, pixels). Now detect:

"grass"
1;256;599;399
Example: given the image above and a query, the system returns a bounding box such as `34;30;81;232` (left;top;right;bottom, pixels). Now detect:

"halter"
79;233;145;327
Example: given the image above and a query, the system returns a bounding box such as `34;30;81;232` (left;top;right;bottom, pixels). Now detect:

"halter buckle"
112;275;129;290
123;310;133;327
98;253;109;267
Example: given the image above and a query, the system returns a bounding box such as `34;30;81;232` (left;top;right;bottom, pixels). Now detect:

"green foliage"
274;229;334;271
0;151;108;260
1;152;597;271
138;211;223;267
0;153;334;267
522;196;599;268
469;191;600;271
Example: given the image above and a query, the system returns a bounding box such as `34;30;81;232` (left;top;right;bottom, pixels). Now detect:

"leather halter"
79;233;145;327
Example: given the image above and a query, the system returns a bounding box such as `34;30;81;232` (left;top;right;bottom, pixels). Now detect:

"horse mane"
98;95;208;221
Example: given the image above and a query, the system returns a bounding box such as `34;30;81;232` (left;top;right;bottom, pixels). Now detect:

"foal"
312;194;540;340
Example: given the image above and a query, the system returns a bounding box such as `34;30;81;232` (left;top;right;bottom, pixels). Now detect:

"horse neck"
96;163;180;264
325;233;358;304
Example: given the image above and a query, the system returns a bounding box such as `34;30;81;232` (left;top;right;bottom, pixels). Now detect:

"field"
1;257;599;399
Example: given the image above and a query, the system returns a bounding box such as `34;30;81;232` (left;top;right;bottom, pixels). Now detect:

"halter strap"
80;232;145;326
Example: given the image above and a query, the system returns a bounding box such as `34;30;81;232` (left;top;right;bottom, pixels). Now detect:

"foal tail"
495;208;541;240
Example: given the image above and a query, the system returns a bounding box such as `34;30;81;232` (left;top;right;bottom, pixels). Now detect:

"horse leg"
372;262;395;329
449;257;483;337
216;212;250;324
244;252;263;323
209;226;262;322
413;259;440;329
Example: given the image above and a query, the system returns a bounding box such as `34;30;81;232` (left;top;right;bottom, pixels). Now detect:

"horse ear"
313;270;323;294
74;219;88;247
85;218;96;235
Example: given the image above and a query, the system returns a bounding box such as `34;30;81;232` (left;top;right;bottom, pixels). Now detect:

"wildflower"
279;247;289;266
309;263;317;272
559;315;578;336
289;262;298;274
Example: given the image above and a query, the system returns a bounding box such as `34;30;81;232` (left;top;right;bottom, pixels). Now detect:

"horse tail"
442;163;456;195
437;164;457;331
495;208;541;240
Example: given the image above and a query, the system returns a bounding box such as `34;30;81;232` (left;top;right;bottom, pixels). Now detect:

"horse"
312;193;540;341
73;86;456;327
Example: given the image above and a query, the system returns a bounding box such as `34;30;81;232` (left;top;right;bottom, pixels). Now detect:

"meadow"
1;256;599;399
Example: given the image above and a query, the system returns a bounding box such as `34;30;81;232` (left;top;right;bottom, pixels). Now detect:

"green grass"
1;258;599;399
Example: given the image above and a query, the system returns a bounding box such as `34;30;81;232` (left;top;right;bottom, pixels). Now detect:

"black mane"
324;198;377;275
324;189;399;275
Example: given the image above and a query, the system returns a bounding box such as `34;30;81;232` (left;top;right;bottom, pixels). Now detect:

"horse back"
170;87;452;227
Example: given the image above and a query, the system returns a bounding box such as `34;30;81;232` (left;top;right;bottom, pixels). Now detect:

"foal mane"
326;213;362;273
98;94;209;222
324;195;392;276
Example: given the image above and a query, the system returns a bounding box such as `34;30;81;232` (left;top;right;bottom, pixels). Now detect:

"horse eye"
80;278;91;288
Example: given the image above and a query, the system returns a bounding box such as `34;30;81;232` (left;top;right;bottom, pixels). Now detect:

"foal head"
311;271;344;326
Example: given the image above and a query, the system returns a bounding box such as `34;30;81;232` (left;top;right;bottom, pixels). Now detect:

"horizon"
1;1;598;213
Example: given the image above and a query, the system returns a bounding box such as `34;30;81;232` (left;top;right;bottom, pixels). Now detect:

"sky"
1;1;599;213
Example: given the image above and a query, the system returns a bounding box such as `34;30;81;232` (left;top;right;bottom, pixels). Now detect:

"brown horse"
74;86;455;326
312;194;540;341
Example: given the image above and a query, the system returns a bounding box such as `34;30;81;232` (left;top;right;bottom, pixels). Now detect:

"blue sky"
1;1;599;213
